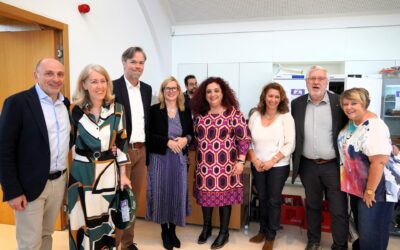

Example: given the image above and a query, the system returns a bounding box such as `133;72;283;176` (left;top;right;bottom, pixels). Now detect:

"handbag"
111;186;136;230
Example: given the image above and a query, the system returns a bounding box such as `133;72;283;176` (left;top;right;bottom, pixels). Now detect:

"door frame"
0;2;70;98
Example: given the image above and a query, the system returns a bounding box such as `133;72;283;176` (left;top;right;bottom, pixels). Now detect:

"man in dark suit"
291;66;349;250
183;74;197;108
0;58;70;250
113;47;152;250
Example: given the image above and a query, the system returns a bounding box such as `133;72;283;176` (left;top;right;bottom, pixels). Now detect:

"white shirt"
125;76;145;143
35;83;70;173
248;111;295;167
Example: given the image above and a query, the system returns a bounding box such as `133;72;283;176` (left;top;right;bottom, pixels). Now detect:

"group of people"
0;50;398;250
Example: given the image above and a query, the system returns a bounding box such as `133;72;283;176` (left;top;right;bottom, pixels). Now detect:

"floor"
1;219;399;250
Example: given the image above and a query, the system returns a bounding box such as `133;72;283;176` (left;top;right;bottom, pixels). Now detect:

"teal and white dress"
68;102;130;250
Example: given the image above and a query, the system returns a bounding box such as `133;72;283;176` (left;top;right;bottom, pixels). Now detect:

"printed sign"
395;91;400;110
291;89;305;96
290;89;305;101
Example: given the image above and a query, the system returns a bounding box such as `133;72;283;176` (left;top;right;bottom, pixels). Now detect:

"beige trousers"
15;173;66;250
116;146;147;250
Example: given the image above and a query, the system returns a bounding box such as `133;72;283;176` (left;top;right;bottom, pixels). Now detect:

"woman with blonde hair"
146;76;193;250
68;64;131;250
338;87;395;250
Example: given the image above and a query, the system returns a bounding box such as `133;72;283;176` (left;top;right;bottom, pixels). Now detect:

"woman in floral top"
338;87;395;250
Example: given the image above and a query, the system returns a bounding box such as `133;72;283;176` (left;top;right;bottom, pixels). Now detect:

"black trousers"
251;164;289;241
299;157;348;250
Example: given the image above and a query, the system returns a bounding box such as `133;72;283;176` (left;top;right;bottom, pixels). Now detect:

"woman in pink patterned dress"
190;76;251;249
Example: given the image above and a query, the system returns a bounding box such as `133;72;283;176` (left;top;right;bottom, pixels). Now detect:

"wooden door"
0;29;66;230
0;30;56;110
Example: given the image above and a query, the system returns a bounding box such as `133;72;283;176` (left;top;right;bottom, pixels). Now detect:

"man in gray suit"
291;66;349;250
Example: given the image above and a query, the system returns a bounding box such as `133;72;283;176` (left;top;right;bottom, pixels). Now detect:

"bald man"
0;58;71;250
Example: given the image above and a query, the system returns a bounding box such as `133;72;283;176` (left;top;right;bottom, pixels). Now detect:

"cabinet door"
239;62;273;118
345;61;395;75
177;63;207;87
345;76;382;116
208;63;240;95
382;78;400;145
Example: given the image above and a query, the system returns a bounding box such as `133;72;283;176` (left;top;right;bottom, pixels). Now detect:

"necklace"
167;107;177;118
264;112;278;120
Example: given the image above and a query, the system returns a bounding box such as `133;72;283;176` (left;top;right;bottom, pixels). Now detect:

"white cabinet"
239;62;273;117
345;76;382;115
345;61;396;75
177;63;207;86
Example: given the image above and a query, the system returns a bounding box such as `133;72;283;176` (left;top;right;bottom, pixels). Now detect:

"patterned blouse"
338;118;394;201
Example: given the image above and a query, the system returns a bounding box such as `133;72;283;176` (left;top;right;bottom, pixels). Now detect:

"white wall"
172;14;400;114
2;0;173;96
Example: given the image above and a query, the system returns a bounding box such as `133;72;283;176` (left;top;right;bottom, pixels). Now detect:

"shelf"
384;101;396;103
383;115;400;118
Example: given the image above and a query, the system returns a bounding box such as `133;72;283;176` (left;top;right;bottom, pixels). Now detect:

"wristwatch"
365;189;375;196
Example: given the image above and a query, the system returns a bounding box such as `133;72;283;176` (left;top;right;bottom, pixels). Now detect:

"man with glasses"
113;47;152;250
183;74;197;108
291;66;349;250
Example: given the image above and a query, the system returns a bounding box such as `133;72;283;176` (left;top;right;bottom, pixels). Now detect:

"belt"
129;142;145;150
75;148;114;161
303;156;336;165
48;169;67;180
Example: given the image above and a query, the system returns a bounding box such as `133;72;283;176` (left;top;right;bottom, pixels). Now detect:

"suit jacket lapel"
27;87;49;145
298;95;308;139
119;77;132;131
161;107;168;124
140;81;149;117
328;92;340;136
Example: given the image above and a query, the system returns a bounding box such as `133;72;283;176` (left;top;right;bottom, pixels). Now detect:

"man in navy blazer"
0;58;71;250
291;66;349;250
113;47;152;250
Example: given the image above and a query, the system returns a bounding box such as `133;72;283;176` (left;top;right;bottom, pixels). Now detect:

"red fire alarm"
78;4;90;14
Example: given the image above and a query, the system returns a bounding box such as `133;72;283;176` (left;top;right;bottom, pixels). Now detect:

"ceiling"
164;0;400;25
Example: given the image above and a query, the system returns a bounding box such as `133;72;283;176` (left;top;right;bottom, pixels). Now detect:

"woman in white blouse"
248;82;295;250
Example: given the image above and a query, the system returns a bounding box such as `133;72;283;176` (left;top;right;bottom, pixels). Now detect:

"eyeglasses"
307;77;327;82
164;87;178;92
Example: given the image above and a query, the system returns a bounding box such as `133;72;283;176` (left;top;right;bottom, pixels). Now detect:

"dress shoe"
127;243;139;250
197;226;212;244
305;242;322;250
161;231;173;250
169;227;181;248
249;232;265;243
210;233;229;249
262;240;274;250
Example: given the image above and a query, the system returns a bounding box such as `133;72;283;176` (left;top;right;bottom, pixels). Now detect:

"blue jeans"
350;195;395;250
251;164;289;241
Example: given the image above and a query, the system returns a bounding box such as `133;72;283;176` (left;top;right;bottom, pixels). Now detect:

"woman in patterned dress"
146;76;193;250
190;76;251;249
338;88;395;250
68;64;131;250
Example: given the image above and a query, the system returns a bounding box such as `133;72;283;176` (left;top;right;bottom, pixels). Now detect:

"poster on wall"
290;89;305;102
395;91;400;110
